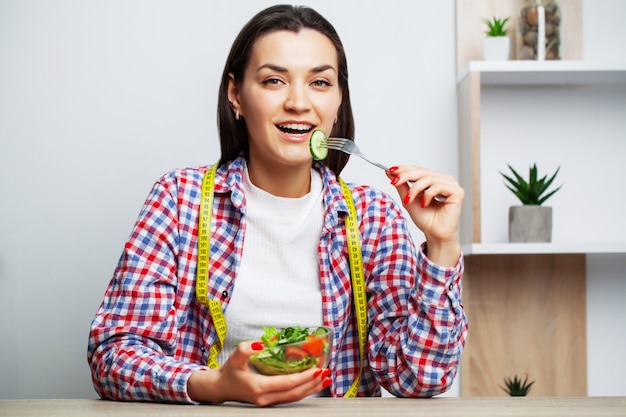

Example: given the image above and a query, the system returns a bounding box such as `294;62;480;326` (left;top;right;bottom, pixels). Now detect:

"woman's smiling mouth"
276;123;314;142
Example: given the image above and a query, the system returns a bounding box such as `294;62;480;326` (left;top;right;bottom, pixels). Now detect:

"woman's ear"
227;73;242;118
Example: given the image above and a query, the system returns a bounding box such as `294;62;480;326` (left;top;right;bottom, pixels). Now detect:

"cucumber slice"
309;129;328;161
314;326;328;336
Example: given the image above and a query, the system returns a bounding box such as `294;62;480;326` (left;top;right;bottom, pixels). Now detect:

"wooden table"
1;397;625;417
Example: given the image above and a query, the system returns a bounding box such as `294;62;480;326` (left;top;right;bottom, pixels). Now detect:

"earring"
235;110;240;120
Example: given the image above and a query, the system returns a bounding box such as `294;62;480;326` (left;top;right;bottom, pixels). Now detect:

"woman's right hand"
187;341;331;406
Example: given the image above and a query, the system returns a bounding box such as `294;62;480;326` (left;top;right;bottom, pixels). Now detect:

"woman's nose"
284;84;311;112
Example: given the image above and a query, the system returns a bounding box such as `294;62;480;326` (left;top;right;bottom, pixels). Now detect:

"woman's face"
229;28;342;170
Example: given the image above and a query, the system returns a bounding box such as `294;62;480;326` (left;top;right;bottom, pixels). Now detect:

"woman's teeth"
278;123;313;134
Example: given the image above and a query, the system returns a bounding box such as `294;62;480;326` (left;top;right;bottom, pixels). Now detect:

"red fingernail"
421;198;426;208
391;177;400;185
321;369;331;379
388;166;398;172
322;378;332;388
313;369;322;378
403;195;410;205
251;341;264;351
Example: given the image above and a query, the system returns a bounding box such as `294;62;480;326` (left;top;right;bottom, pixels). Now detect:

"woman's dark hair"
217;4;354;176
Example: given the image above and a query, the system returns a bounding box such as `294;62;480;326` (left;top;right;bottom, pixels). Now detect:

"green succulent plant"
500;374;535;396
500;163;562;206
484;16;510;37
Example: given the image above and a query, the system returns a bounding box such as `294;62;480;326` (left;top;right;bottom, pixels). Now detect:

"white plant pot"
482;36;510;61
509;206;552;243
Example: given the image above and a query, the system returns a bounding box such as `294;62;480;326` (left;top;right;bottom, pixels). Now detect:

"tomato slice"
301;337;324;357
284;346;309;363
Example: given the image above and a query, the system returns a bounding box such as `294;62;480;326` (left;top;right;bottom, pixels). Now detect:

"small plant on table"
500;374;535;396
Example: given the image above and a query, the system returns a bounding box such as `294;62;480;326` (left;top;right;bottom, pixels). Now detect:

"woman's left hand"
387;165;464;266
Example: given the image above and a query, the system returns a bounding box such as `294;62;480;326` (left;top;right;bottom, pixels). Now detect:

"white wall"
0;0;458;399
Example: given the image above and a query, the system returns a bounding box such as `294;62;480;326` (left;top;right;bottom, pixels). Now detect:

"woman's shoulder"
152;159;245;203
154;165;209;189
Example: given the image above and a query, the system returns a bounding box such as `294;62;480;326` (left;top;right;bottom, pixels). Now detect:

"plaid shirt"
88;156;468;403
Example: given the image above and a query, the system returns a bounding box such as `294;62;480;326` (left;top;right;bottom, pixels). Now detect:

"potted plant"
500;374;535;396
483;16;511;61
500;163;562;242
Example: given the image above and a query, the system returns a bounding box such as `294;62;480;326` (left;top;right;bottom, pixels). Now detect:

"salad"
249;326;332;375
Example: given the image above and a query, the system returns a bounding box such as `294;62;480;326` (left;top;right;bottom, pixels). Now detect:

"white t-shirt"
216;165;325;365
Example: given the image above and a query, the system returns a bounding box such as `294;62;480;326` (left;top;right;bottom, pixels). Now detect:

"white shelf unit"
462;242;626;256
457;61;626;397
457;61;626;256
458;60;626;85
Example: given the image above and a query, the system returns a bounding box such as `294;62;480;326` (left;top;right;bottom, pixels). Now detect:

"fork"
325;137;390;172
324;137;446;202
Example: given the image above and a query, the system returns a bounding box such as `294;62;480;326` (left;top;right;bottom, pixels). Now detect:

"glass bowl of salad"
248;325;333;375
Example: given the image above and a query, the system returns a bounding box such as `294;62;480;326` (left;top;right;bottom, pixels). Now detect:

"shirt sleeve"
365;208;468;398
87;179;205;403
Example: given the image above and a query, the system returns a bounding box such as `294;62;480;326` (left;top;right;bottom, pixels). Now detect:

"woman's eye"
262;78;283;86
311;79;332;88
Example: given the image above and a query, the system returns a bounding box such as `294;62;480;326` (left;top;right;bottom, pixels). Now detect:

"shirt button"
221;290;228;299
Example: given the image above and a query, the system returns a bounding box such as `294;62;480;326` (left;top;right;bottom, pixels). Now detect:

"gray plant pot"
508;206;552;243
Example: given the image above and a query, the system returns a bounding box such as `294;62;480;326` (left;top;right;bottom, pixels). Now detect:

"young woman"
88;5;468;406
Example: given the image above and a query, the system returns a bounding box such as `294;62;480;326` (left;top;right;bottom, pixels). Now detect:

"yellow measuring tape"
195;163;367;396
339;179;368;398
196;164;225;369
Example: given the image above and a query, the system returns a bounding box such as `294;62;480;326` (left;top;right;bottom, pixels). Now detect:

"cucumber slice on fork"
309;129;328;160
